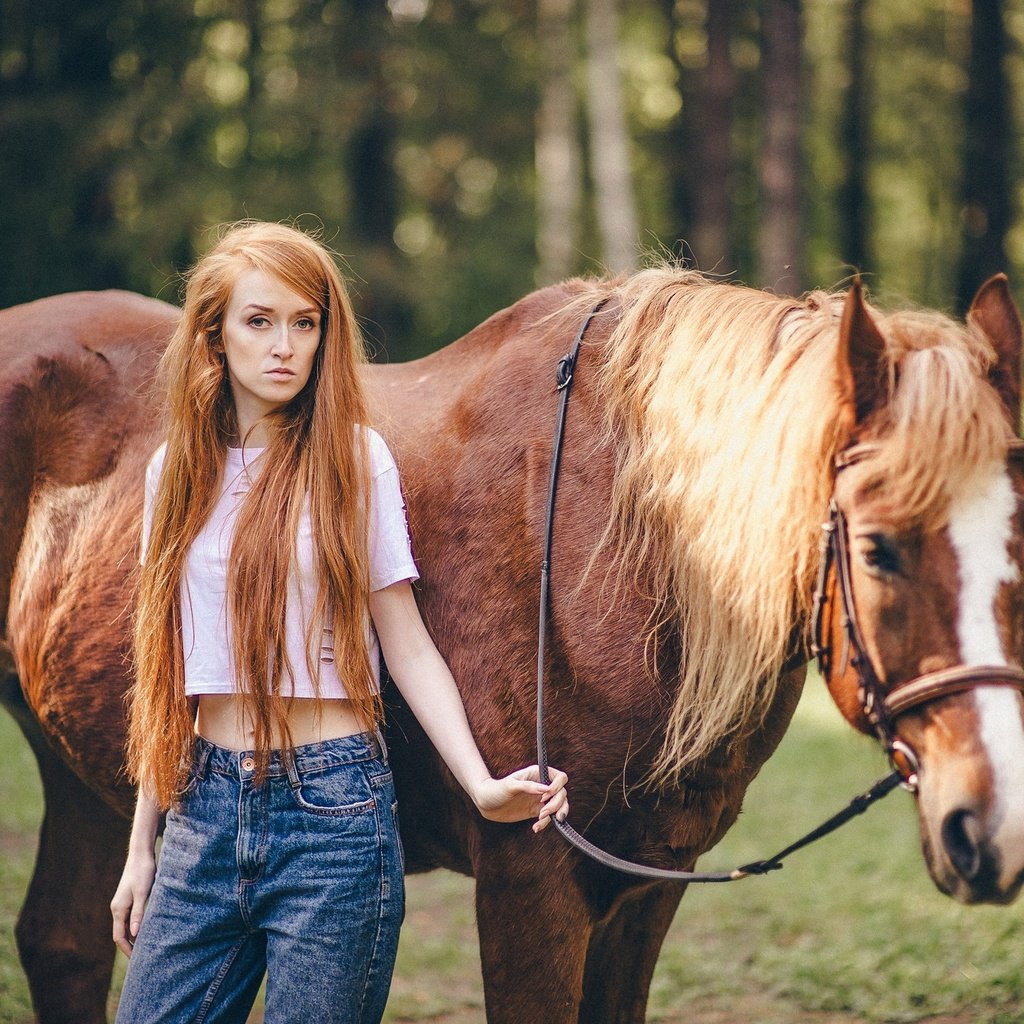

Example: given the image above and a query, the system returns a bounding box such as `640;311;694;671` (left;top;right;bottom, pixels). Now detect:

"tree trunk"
344;0;414;357
838;0;871;276
584;0;638;273
692;0;736;273
757;0;804;294
536;0;583;285
955;0;1012;313
655;0;692;261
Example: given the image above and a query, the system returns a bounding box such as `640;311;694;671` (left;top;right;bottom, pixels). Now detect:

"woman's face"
220;268;322;444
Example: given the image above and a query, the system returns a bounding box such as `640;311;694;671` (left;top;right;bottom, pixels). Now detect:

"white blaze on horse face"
948;465;1024;875
948;466;1017;665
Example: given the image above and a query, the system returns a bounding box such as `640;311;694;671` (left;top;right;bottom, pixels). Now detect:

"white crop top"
142;428;419;699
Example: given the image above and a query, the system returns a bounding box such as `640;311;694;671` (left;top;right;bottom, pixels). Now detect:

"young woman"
110;222;568;1024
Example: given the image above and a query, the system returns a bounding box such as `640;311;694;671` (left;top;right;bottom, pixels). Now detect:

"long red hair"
127;222;378;808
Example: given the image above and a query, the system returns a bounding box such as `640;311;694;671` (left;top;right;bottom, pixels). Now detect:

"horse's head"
818;275;1024;904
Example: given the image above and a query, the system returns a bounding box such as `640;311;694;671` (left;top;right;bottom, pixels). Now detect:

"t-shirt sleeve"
140;443;167;565
366;430;419;591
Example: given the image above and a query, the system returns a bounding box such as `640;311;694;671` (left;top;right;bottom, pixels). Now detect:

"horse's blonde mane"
594;267;1012;786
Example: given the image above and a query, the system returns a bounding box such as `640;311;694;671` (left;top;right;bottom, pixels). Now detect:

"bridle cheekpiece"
810;440;1024;792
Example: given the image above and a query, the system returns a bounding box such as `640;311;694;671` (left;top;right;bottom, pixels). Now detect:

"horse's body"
3;271;1024;1023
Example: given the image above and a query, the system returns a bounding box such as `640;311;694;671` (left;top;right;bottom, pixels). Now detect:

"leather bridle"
535;303;1024;882
810;440;1024;792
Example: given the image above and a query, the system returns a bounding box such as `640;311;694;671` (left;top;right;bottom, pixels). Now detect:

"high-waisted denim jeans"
115;731;405;1024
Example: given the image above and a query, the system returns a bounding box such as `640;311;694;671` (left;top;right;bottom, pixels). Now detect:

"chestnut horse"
2;269;1024;1024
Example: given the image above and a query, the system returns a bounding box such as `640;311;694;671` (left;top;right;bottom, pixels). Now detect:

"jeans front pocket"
288;759;376;817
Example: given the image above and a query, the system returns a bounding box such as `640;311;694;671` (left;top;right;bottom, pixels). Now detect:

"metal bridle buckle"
888;738;920;793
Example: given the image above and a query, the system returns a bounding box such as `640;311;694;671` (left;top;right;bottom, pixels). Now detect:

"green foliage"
3;0;1022;362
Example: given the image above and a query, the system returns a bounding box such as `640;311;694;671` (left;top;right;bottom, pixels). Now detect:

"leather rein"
535;302;1024;883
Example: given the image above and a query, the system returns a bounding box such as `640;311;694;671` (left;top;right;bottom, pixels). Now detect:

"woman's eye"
297;318;317;330
249;316;269;327
860;535;902;576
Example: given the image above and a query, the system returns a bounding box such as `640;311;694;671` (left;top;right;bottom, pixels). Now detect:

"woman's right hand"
111;852;156;957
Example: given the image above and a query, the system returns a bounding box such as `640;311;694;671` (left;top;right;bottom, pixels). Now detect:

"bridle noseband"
810;440;1024;792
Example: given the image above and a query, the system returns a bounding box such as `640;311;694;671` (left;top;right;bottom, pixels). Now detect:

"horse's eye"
860;534;902;576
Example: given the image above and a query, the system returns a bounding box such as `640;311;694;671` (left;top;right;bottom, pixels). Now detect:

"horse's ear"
837;278;888;428
968;273;1022;432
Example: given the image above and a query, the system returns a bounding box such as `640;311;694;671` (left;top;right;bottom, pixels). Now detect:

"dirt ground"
246;1003;986;1024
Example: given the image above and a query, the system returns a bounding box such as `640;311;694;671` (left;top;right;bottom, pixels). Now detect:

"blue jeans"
115;732;405;1024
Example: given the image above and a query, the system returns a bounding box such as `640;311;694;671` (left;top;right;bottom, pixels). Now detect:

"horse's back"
0;288;179;342
365;280;591;434
0;290;179;393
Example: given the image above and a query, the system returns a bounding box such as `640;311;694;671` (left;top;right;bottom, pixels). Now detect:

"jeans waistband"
191;730;384;783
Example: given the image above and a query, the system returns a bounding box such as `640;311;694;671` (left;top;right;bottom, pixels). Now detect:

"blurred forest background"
1;0;1021;361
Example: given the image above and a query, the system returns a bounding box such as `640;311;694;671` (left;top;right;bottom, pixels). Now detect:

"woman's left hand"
472;766;569;833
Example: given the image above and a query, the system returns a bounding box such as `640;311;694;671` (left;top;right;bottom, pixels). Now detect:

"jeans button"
241;756;256;772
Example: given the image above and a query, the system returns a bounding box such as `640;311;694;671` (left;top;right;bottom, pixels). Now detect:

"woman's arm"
369;581;568;831
110;790;162;957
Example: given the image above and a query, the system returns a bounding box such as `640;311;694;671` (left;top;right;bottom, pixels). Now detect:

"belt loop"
374;728;388;761
285;750;302;791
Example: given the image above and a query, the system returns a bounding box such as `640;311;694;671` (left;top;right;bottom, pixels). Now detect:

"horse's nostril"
942;809;983;880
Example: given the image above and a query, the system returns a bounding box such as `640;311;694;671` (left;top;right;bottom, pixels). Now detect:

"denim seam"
192;934;252;1024
238;782;269;887
206;750;379;779
391;800;406;877
195;733;382;781
357;790;390;1022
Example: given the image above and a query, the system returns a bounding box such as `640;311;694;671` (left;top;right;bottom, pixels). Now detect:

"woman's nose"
271;328;293;357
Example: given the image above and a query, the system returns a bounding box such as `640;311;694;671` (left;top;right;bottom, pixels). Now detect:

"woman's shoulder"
357;425;398;477
145;441;169;482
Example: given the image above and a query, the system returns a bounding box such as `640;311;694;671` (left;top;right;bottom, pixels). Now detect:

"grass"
0;705;42;1024
1;682;1023;1022
648;703;1024;1022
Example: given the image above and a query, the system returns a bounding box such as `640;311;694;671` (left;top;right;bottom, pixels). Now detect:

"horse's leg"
579;883;685;1024
2;673;128;1024
473;839;594;1024
19;762;128;1024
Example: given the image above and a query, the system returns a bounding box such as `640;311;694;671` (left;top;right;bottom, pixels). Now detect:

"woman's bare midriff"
195;694;371;751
